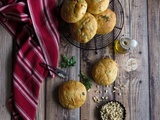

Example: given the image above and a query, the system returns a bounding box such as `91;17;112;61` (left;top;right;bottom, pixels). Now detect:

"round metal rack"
60;0;124;50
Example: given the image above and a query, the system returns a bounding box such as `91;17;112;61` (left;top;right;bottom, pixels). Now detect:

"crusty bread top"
92;58;118;85
94;8;116;34
70;12;97;43
58;80;87;109
86;0;109;14
61;0;87;23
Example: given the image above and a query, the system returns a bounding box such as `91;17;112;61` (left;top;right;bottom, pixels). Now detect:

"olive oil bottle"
114;36;138;54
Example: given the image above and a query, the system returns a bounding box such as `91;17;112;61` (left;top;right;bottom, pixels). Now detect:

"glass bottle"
114;35;138;54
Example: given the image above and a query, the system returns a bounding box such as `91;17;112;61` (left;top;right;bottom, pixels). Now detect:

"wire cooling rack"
60;0;124;50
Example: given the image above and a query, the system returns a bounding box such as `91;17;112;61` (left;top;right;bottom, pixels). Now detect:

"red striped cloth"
0;0;59;119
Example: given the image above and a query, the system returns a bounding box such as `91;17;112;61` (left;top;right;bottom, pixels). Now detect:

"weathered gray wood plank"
115;0;150;120
45;35;81;120
35;82;45;120
0;25;12;119
0;0;156;119
80;46;115;120
148;0;160;120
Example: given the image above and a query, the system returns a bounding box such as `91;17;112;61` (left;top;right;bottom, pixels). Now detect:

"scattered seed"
105;85;109;88
99;91;102;93
118;93;122;96
119;84;125;87
119;87;123;90
112;90;116;93
105;90;108;93
95;90;99;93
96;85;99;88
101;96;105;99
105;96;108;99
114;87;118;90
95;96;98;99
92;96;101;103
92;96;96;102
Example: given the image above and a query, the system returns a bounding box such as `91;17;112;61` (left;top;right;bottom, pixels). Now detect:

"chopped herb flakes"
101;15;110;22
60;54;76;68
78;71;92;91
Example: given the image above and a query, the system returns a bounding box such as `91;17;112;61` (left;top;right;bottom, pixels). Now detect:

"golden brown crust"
58;80;87;109
92;58;118;85
70;12;97;43
94;8;116;34
85;0;109;14
61;0;87;23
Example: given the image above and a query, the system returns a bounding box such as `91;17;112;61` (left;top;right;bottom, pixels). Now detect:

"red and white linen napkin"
0;0;59;119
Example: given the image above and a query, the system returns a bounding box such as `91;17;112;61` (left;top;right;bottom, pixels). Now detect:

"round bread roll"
58;80;87;109
70;12;97;43
61;0;87;23
94;8;116;34
85;0;109;14
92;58;118;85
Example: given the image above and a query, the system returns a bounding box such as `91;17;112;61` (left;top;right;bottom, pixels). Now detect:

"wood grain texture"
35;82;45;120
80;44;115;120
148;0;160;120
45;35;81;120
115;0;150;120
1;0;160;119
0;25;12;119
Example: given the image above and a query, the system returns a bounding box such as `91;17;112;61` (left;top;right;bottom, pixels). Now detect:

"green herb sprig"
79;71;92;91
60;54;76;68
101;15;110;22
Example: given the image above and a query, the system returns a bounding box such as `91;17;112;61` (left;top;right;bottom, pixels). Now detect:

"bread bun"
61;0;87;23
94;8;116;34
85;0;109;14
70;12;97;43
58;80;87;109
92;58;118;85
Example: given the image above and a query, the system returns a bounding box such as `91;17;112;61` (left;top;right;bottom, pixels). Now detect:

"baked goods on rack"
60;0;117;44
92;58;118;85
85;0;110;14
94;8;116;34
61;0;87;23
58;80;87;109
70;12;97;43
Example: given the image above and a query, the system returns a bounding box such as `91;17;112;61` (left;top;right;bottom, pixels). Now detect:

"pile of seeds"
100;101;125;120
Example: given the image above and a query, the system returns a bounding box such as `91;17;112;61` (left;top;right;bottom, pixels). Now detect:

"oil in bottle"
114;38;131;54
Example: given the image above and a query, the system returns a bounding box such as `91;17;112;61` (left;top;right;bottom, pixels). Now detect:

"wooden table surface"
0;0;160;120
